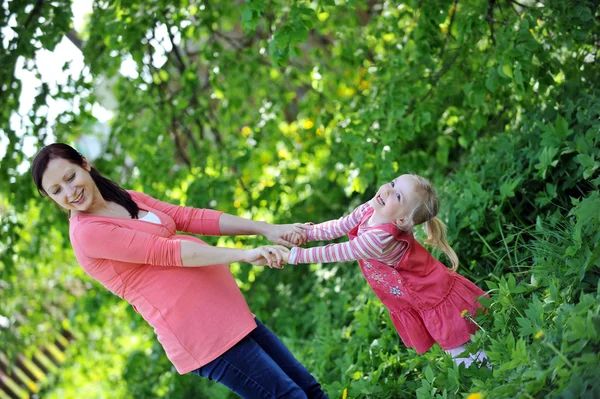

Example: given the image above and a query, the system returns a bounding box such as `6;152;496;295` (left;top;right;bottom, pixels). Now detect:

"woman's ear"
82;157;92;172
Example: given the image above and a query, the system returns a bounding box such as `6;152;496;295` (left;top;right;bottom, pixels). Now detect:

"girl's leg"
250;319;329;399
192;333;307;399
445;344;489;368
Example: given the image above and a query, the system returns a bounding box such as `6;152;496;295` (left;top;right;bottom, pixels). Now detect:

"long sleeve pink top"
288;202;407;265
69;191;257;374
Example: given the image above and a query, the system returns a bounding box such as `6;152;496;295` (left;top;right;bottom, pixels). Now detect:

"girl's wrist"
288;247;299;264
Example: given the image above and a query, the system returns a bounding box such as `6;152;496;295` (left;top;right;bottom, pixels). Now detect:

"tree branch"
65;29;84;50
487;0;497;45
420;51;461;103
440;0;458;59
23;0;45;29
164;19;187;73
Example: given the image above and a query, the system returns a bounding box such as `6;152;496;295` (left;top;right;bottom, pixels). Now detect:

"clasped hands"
245;223;310;269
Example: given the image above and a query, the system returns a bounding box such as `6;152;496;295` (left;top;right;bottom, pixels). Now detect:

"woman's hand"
265;223;310;247
244;245;290;269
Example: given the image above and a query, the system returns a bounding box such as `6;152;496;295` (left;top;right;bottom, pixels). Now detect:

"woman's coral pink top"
69;191;257;374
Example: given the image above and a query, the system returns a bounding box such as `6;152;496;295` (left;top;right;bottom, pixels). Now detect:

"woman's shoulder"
69;214;107;236
69;212;133;240
69;215;99;250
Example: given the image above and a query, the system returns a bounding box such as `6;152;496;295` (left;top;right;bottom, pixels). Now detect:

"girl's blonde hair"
397;174;459;271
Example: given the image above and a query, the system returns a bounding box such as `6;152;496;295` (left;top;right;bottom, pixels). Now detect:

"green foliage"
1;0;599;398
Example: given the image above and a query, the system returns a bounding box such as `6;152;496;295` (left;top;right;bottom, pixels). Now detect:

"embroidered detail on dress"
391;286;403;296
371;272;386;284
364;260;373;269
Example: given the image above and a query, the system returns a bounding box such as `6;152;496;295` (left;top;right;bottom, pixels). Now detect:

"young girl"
285;174;488;367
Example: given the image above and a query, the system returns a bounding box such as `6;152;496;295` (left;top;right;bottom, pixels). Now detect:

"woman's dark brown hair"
31;143;139;218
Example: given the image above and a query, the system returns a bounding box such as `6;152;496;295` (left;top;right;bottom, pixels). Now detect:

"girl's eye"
68;174;75;181
53;188;61;195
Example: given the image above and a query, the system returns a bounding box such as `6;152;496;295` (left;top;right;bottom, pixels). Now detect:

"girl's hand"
244;245;290;269
282;231;305;247
264;223;310;247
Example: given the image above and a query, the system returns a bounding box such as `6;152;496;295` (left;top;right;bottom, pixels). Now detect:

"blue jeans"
191;318;328;399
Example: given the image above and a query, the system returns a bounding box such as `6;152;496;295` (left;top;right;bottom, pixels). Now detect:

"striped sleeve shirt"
288;202;407;266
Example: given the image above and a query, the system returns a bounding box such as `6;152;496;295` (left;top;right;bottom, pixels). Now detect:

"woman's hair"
31;143;139;218
398;174;459;271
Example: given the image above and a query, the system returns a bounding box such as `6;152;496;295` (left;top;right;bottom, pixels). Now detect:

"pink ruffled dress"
349;208;485;353
289;203;485;353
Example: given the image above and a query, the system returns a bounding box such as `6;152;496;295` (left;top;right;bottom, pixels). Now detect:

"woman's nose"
64;185;76;198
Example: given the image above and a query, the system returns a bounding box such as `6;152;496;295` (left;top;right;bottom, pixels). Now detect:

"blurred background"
1;0;599;398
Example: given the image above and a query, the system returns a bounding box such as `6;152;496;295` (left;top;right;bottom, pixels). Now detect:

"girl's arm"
130;191;306;246
72;220;287;268
302;202;372;242
286;229;398;264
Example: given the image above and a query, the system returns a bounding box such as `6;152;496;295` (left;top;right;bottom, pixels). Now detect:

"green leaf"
424;365;434;383
555;115;570;138
486;69;498;92
514;67;523;86
575;154;595;169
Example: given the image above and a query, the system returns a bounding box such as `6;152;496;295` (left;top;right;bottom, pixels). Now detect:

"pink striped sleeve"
130;191;222;235
288;230;387;264
305;202;371;242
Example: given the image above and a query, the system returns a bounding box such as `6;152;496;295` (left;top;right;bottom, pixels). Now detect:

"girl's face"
370;174;418;226
41;157;100;214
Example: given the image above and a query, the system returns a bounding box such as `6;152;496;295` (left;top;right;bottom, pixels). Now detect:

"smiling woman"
30;143;329;399
32;143;139;218
38;157;127;215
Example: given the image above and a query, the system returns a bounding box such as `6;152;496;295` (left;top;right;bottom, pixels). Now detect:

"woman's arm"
217;214;309;246
130;191;221;235
180;240;288;268
72;221;287;268
130;191;307;246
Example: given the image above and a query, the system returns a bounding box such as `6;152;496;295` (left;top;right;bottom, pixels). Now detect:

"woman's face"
41;157;98;213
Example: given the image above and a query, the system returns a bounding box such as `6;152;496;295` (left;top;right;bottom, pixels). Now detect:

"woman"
31;143;328;399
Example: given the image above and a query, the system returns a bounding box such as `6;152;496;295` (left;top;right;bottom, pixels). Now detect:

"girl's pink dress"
290;204;485;353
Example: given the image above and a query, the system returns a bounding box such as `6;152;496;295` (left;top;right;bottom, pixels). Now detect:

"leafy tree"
1;0;599;398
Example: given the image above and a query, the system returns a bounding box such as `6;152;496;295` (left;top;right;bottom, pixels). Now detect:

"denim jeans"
191;318;328;399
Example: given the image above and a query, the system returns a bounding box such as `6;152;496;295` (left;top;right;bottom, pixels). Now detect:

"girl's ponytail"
407;174;458;271
423;217;459;272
